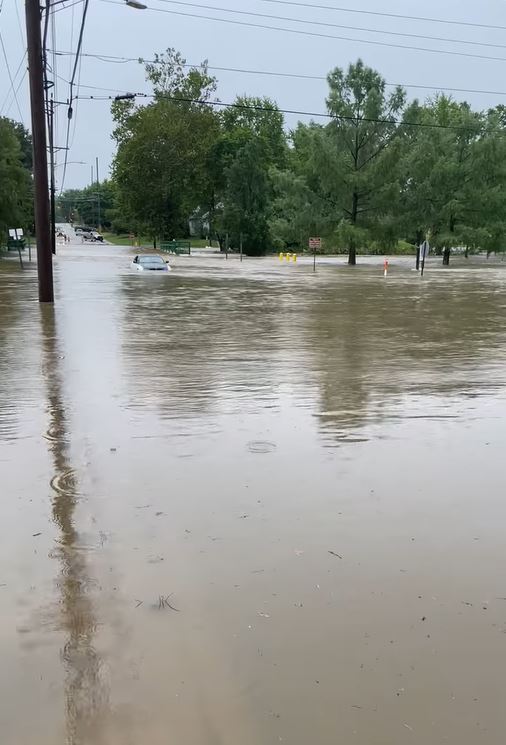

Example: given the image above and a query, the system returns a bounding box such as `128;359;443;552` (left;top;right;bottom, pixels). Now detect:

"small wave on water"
247;440;277;454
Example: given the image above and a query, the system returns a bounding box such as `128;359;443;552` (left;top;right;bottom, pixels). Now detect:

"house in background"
188;207;210;238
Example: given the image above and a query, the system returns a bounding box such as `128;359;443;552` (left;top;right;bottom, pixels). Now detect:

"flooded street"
1;243;506;744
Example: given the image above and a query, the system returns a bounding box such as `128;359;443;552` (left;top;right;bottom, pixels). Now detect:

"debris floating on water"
158;594;180;612
328;550;342;559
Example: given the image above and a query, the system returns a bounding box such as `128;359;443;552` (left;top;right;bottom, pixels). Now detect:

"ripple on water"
50;468;80;497
247;440;277;454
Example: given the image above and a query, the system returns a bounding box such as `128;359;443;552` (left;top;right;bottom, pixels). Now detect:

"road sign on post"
309;237;321;272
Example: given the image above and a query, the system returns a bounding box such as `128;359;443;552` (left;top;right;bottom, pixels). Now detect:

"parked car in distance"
131;255;171;272
91;231;104;242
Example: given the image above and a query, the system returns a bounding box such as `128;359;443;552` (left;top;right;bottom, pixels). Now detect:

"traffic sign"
309;237;321;249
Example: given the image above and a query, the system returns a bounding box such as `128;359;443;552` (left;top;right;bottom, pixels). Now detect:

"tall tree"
0;117;32;239
222;138;272;255
208;97;286;249
323;60;407;263
57;181;117;229
111;50;220;239
221;96;287;168
273;61;408;263
402;96;483;265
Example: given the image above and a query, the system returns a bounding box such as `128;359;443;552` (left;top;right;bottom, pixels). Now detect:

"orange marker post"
383;259;389;277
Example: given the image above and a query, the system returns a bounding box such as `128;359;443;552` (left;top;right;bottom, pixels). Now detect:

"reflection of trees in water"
40;306;108;744
305;272;506;443
119;268;506;443
119;276;287;420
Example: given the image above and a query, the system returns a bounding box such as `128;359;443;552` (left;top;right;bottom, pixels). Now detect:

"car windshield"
139;256;164;265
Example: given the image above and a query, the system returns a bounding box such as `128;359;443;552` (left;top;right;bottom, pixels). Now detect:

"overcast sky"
1;0;506;189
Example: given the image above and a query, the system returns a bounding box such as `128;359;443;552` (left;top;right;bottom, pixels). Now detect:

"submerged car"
131;255;171;272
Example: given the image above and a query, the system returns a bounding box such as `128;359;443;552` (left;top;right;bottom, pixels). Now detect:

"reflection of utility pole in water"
40;307;108;744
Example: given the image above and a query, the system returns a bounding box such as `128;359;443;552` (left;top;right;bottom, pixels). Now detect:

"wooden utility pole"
49;95;56;255
96;156;101;229
26;0;54;302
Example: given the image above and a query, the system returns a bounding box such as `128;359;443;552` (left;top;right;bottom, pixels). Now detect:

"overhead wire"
0;30;25;122
50;0;85;12
69;52;83;149
258;0;506;33
4;69;28;118
49;50;506;100
0;49;27;113
72;90;495;136
99;0;506;65
13;0;25;45
60;0;89;191
151;0;506;52
51;2;59;170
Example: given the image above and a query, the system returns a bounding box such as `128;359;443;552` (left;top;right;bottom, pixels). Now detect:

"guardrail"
160;240;191;256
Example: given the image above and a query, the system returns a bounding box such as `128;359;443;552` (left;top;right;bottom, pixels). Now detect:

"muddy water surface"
1;245;506;744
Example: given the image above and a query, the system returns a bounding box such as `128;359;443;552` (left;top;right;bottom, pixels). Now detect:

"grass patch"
103;233;210;249
102;233;150;246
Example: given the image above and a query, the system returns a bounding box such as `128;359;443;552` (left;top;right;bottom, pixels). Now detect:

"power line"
0;49;27;113
0;30;25;122
60;0;89;191
51;0;85;13
73;90;491;135
50;51;506;100
69;51;83;149
4;68;28;118
151;0;506;52
51;1;59;166
13;0;25;45
258;0;506;33
101;0;506;64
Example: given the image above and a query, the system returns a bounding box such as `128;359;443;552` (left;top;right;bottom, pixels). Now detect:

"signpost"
309;237;321;272
420;239;430;276
8;228;25;268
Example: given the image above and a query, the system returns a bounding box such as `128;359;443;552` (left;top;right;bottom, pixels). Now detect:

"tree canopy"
0;117;32;240
53;52;506;263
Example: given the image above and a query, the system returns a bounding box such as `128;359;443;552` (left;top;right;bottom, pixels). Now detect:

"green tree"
270;122;335;249
222;138;272;255
206;97;286;249
273;60;408;263
111;50;220;240
57;180;117;229
142;48;217;103
0;117;32;241
402;96;484;265
221;96;287;168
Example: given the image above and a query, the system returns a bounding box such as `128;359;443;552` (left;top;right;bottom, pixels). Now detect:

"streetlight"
125;0;147;8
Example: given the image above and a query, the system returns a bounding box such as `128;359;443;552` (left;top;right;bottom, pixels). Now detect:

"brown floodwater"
1;243;506;744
